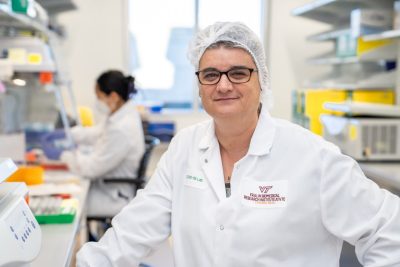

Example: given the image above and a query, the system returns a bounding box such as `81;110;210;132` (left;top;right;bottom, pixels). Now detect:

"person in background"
76;22;400;267
61;70;145;217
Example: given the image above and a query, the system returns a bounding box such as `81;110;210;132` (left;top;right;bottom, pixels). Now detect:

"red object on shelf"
39;72;53;84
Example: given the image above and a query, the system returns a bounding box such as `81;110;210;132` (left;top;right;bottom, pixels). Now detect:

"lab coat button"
205;159;208;163
219;225;224;231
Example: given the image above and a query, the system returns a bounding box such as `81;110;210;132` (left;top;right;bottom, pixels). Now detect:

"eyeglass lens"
198;68;253;85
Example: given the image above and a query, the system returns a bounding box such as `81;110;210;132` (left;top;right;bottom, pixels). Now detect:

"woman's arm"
76;146;174;266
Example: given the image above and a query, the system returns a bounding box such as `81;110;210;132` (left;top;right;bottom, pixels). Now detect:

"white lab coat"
77;108;400;267
61;101;145;216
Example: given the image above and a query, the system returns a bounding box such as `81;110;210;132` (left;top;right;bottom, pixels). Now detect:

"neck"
110;100;125;115
215;111;258;160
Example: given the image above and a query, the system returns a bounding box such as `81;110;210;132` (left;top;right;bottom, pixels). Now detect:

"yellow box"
351;90;395;105
298;89;396;135
303;89;347;135
357;37;393;56
6;165;44;185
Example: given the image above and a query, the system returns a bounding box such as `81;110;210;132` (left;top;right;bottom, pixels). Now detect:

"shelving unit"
324;101;400;117
0;1;77;148
307;28;350;42
292;0;400;105
363;29;400;42
292;0;393;25
0;3;49;34
292;0;400;163
308;42;397;63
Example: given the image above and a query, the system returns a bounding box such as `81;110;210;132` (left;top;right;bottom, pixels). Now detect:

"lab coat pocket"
184;169;208;190
241;179;288;209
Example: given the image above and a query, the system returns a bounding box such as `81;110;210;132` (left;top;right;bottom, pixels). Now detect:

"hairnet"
187;21;272;108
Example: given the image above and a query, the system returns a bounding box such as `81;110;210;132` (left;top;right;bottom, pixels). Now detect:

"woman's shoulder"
272;117;339;152
176;119;212;138
168;119;213;149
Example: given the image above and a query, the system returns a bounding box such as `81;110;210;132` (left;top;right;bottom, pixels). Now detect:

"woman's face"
95;84;119;113
198;46;261;121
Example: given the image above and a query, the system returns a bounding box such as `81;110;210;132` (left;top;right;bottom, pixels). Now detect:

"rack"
0;1;77;149
324;102;400;117
292;0;400;163
0;3;49;35
292;0;393;25
293;0;400;102
307;28;350;42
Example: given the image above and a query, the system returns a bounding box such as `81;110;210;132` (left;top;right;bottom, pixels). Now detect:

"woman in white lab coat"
77;23;400;267
61;70;145;216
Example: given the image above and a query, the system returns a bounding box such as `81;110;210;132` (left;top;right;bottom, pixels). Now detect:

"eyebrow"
199;65;253;72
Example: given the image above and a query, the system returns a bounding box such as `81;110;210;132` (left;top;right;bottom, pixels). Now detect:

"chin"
210;108;241;119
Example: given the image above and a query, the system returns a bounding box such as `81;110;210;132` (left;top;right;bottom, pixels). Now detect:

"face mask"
95;98;111;116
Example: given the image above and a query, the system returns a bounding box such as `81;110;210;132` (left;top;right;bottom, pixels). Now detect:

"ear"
109;91;121;101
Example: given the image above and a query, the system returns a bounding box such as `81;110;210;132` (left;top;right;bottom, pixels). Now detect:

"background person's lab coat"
61;101;145;216
77;108;400;266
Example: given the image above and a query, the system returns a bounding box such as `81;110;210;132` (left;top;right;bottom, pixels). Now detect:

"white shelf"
292;0;393;25
308;43;397;65
0;3;50;37
324;102;400;117
362;29;400;42
0;158;17;183
306;70;396;89
308;56;359;65
13;64;56;72
306;82;395;90
307;28;350;42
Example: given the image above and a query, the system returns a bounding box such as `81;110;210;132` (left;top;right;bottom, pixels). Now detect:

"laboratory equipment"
29;196;77;224
321;115;400;161
0;158;42;267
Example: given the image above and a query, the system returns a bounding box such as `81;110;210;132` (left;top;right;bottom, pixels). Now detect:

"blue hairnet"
187;21;272;108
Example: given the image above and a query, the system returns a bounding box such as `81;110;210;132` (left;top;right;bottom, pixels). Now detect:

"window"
128;0;264;110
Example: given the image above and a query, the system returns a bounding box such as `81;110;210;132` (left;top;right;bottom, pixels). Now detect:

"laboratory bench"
30;171;89;267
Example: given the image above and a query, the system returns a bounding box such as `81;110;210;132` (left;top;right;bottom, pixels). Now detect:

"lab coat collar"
108;101;135;123
198;107;276;156
198;121;215;150
248;107;276;156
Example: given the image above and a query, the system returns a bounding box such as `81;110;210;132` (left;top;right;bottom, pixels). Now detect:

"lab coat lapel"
198;122;225;202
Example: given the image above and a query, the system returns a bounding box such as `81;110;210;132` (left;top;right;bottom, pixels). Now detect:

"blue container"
147;122;175;142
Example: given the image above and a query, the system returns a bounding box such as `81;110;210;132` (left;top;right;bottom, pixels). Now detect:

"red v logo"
259;186;273;193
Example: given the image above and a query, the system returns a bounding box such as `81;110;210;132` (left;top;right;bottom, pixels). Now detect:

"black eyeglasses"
195;67;257;85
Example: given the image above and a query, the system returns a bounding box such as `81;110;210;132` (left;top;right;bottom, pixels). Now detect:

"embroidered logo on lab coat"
184;170;207;189
241;180;288;208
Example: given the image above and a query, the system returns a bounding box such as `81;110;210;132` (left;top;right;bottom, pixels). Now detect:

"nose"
216;73;233;93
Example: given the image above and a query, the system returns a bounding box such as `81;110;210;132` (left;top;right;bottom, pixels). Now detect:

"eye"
228;69;249;80
202;71;220;81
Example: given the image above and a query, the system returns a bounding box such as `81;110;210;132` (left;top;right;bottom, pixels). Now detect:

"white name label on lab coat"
184;170;207;189
241;179;288;208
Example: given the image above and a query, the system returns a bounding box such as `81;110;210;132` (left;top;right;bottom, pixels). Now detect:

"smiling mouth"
214;97;239;101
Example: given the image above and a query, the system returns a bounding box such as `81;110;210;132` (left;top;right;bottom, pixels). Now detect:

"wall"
56;0;127;110
267;0;332;120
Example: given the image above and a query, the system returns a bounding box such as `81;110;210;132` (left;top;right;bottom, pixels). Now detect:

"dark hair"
96;70;137;101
